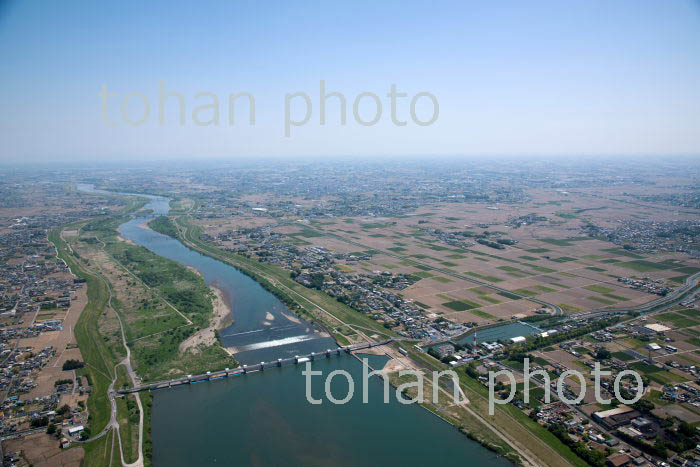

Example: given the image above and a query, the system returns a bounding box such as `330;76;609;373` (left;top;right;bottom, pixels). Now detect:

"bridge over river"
116;339;394;394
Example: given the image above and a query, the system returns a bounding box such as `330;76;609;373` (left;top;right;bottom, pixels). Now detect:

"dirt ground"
197;185;700;329
21;287;87;400
3;432;84;467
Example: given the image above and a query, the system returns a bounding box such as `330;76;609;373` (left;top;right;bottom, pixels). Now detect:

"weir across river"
116;339;394;394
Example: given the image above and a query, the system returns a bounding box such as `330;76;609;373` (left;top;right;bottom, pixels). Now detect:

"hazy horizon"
2;0;700;163
2;153;700;170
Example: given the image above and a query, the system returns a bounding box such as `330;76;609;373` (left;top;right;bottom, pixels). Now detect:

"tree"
31;416;49;428
62;359;84;371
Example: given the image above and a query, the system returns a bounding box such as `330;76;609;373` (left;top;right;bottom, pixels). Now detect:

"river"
78;184;512;467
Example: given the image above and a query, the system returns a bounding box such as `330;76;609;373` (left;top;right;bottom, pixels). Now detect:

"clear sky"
1;0;699;162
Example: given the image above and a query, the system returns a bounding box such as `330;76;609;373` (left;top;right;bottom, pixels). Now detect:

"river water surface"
79;184;512;467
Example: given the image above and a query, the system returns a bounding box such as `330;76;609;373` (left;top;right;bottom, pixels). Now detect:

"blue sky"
1;0;699;162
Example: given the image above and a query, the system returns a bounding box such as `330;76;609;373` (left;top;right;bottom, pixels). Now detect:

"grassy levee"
84;429;116;467
172;216;398;342
116;394;139;464
407;349;587;467
114;365;146;465
141;390;154;467
50;226;116;466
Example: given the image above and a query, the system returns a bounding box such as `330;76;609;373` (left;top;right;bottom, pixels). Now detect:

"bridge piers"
115;339;395;394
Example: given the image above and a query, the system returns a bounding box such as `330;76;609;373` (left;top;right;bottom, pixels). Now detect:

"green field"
612;351;634;361
629;361;687;384
468;309;496;320
412;270;433;278
588;296;616;305
618;260;674;272
442;300;478;311
558;303;582;313
479;295;502;304
514;288;538;297
526;248;551;253
497;291;521;300
656;312;700;328
548;256;577;263
678;308;700;318
431;275;453;283
464;271;504;282
601;248;645;259
583;284;615;294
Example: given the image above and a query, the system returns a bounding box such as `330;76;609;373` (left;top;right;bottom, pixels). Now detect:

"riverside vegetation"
51;202;236;466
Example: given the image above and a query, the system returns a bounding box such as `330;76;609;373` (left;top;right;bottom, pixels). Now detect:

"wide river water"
79;185;512;467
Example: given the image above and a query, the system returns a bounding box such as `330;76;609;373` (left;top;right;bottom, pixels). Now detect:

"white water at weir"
77;184;336;364
78;184;515;467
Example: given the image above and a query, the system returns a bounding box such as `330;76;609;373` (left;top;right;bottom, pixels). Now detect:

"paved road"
492;360;660;465
0;427;47;442
575;271;700;320
423;271;700;349
119;340;393;394
62;237;144;467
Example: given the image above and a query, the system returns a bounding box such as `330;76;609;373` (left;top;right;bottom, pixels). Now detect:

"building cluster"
661;383;700;405
624;191;700;210
418;228;476;249
208;227;468;340
0;230;80;316
180;162;530;222
0;219;90;445
0;346;54;396
617;277;671;296
1;394;88;442
582;219;700;256
506;213;549;228
294;266;461;340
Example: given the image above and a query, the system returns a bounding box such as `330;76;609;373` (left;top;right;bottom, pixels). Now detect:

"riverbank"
179;285;233;354
76;187;522;467
172;216;398;344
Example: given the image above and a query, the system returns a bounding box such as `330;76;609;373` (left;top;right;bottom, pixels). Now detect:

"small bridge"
116;339;394;394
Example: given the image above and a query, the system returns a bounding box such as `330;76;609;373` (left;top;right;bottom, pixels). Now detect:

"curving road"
575;271;700;320
60;236;144;467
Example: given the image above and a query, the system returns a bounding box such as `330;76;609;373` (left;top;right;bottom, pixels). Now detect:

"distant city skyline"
1;0;700;162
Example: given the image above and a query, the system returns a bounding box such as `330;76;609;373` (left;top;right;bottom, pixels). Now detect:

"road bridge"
116;339;393;394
